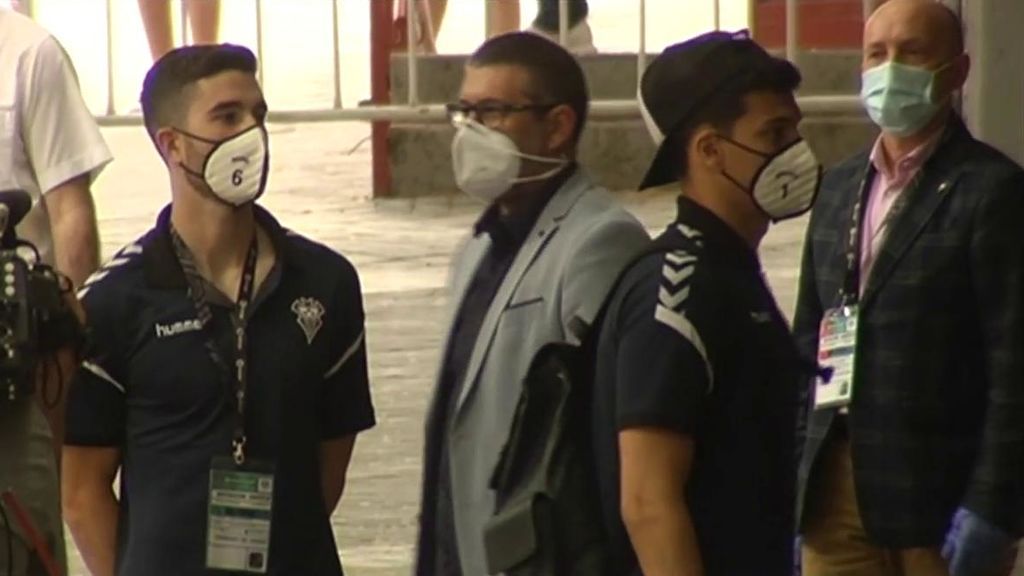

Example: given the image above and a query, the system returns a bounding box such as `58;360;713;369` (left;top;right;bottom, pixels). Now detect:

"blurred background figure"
137;0;220;62
529;0;594;54
395;0;521;54
402;0;591;55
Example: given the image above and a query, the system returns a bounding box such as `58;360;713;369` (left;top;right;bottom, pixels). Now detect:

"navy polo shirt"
65;205;375;576
592;196;804;575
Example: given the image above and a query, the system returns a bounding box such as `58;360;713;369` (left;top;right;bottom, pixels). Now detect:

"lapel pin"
937;181;950;194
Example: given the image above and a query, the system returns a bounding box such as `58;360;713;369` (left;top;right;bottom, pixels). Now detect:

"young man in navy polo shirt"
591;31;822;575
62;44;375;576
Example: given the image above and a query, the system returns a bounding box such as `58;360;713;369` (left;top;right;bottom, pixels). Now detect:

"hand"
942;508;1016;576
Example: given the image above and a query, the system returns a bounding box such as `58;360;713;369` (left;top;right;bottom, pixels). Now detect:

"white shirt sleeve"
19;35;112;194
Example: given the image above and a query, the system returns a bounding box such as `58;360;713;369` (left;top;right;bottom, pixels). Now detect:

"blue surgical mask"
860;61;949;137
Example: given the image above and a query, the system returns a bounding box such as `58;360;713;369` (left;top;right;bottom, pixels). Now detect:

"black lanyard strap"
841;170;921;305
171;227;259;465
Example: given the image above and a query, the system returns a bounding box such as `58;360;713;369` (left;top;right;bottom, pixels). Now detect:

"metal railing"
83;0;870;192
89;0;866;125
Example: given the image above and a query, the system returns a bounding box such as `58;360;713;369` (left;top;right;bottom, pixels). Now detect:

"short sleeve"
20;36;112;193
610;251;714;435
65;283;126;446
319;260;375;439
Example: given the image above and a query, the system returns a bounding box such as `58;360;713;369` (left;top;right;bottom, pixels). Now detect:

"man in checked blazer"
794;1;1024;575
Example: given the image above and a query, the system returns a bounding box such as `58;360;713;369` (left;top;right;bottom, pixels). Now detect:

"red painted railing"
370;1;395;197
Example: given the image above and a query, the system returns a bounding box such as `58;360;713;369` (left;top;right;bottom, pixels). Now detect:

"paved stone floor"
65;120;811;576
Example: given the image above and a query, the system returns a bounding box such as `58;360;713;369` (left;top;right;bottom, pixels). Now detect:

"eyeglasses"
445;101;559;127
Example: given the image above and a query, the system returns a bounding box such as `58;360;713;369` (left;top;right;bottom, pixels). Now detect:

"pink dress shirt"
859;134;944;293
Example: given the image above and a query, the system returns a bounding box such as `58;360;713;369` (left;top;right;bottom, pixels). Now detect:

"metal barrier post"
179;0;188;45
637;0;646;90
331;0;343;109
558;0;569;47
713;0;721;31
785;0;799;63
255;0;265;88
370;0;394;196
406;0;419;105
104;0;116;116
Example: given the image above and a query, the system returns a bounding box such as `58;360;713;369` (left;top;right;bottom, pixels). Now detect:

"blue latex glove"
942;507;1015;576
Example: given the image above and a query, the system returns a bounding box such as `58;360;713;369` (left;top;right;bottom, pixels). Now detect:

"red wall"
753;0;865;50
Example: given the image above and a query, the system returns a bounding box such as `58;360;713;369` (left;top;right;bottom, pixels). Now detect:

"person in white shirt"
0;8;111;287
0;7;111;575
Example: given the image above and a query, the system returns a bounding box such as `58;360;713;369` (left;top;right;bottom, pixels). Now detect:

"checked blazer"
793;114;1024;547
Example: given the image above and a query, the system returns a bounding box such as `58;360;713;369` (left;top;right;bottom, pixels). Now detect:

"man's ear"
948;52;971;92
545;104;578;154
155;127;182;165
691;126;723;171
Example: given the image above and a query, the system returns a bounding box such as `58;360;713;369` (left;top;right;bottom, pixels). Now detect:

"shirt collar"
674;195;760;270
869;126;946;187
143;203;289;290
472;163;576;251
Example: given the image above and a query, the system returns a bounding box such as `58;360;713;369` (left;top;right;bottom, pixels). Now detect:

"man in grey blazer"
414;32;649;576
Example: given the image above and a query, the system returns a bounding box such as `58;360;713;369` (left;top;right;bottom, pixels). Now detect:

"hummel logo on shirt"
155;318;203;338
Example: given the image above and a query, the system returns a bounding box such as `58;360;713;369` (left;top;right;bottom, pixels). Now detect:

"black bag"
482;242;686;576
483;342;610;576
483;242;698;576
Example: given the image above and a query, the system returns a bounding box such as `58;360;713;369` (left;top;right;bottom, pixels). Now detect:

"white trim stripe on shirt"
78;244;143;298
324;329;365;379
82;361;125;393
654;305;714;393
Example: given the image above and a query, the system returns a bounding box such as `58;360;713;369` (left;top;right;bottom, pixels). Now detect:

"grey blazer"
417;170;649;576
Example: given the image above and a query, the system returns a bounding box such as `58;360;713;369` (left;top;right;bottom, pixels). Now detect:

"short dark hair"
671;58;802;180
468;32;589;145
140;44;258;144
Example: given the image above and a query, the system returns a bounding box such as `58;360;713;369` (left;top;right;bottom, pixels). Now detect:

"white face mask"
177;124;270;207
450;118;567;203
721;137;822;222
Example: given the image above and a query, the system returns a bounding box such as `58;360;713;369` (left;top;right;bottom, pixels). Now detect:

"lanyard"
840;171;875;304
840;169;923;305
844;151;961;305
171;227;259;465
841;126;954;305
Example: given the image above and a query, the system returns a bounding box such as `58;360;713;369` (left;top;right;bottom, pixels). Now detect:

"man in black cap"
590;30;821;575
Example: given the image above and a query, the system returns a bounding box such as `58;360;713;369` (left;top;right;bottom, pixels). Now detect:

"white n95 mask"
749;139;823;221
177;124;270;207
721;137;823;222
450;118;567;204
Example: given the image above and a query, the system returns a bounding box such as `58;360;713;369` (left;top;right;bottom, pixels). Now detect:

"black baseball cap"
638;29;797;190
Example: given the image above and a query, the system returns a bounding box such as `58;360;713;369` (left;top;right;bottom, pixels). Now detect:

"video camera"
0;189;83;405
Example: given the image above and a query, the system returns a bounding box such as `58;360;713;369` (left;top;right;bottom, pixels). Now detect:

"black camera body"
0;190;83;404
